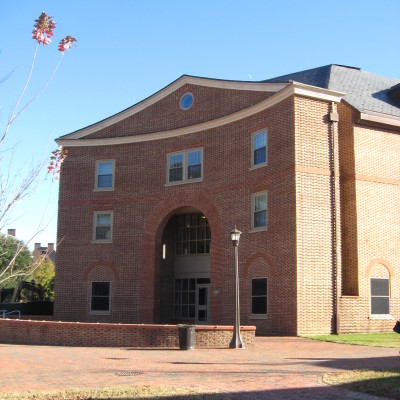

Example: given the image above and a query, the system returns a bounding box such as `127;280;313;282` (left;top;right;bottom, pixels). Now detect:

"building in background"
32;243;56;266
54;65;399;335
6;230;56;267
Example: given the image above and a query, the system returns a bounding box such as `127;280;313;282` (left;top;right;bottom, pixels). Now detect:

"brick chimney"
7;229;16;237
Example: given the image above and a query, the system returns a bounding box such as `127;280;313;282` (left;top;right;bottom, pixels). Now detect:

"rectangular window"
169;154;183;182
252;192;267;230
175;213;210;255
252;130;267;167
187;150;202;179
175;278;196;319
95;160;115;190
252;278;267;315
370;278;390;315
91;281;110;312
167;148;203;184
93;212;113;242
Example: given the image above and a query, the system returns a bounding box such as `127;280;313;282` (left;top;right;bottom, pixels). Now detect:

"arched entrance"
140;192;223;324
160;208;211;324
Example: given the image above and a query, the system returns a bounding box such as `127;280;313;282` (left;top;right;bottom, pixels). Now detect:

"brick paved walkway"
0;337;398;399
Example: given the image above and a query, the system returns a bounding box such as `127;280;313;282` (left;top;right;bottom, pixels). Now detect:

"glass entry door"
196;284;210;324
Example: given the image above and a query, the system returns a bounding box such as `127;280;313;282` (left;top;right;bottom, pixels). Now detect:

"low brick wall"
195;325;255;348
0;319;256;348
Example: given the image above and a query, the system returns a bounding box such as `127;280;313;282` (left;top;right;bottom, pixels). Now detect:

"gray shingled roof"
264;65;400;117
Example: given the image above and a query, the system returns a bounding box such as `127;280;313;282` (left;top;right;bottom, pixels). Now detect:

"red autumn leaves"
48;147;68;180
31;11;76;178
32;12;77;53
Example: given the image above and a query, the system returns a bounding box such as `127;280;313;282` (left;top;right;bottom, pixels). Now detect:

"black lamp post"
229;226;245;349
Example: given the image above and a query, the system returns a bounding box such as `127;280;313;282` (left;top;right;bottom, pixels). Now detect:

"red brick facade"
55;73;399;335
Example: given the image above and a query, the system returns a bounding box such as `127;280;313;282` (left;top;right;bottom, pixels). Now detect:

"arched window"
366;261;393;318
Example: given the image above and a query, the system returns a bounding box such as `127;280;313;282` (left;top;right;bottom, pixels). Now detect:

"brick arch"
140;191;223;323
365;258;395;278
82;261;119;281
242;252;276;279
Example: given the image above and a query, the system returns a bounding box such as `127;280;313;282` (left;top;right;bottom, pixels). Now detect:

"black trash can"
393;321;400;334
177;324;195;350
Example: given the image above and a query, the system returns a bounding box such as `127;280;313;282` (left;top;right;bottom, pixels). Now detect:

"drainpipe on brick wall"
329;102;341;335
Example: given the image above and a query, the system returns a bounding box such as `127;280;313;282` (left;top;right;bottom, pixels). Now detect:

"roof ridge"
325;65;333;89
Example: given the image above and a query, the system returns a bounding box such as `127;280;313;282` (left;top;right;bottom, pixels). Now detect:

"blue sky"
1;0;399;249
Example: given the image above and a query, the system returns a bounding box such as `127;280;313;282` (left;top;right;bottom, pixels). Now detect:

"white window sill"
94;187;114;192
165;178;203;187
250;314;268;320
250;162;267;171
249;227;268;233
369;315;393;320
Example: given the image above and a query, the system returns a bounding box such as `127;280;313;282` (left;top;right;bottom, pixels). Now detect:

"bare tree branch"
0;12;75;286
0;43;39;146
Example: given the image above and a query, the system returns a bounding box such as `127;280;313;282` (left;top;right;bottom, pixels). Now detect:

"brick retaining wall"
0;319;256;348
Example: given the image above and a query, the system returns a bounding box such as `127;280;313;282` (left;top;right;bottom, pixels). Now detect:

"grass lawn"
0;385;234;400
309;333;400;399
323;370;400;400
307;332;400;348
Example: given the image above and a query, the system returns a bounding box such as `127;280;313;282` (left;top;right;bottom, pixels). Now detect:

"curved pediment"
57;77;343;147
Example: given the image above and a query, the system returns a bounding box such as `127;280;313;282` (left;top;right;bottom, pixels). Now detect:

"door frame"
195;283;210;324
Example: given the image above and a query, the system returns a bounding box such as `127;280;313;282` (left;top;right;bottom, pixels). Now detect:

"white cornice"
290;81;344;102
359;111;400;128
56;82;345;147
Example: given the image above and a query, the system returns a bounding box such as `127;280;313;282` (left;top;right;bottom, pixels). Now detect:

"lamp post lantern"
229;226;245;349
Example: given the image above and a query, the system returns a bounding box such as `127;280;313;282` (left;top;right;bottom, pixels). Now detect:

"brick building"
33;242;56;265
54;65;399;335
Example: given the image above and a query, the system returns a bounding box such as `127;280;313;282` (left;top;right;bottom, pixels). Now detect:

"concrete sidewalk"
0;336;398;399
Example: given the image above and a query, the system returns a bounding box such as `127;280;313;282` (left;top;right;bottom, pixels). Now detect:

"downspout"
329;102;341;334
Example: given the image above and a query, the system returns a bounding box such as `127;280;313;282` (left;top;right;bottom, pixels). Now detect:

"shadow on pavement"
170;354;400;371
288;355;400;371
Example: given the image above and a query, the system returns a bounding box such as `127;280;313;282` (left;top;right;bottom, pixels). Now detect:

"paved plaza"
0;336;398;399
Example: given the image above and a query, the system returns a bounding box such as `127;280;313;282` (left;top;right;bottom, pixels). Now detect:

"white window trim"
250;277;268;319
250;191;268;232
94;160;115;191
250;129;268;170
369;315;393;320
89;281;111;315
179;92;194;110
92;211;113;243
166;147;203;186
370;277;391;318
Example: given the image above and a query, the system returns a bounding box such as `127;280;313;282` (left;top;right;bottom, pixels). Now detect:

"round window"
180;93;194;110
